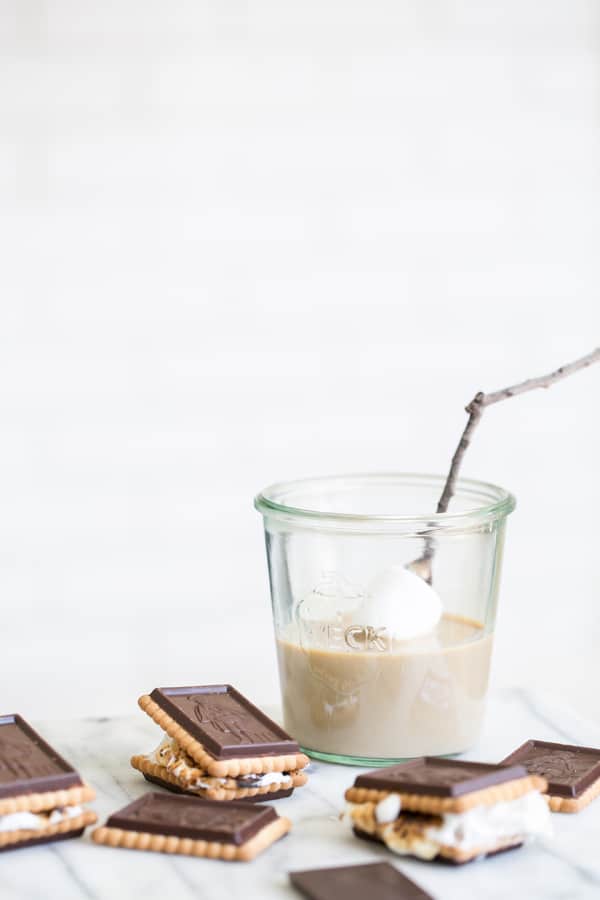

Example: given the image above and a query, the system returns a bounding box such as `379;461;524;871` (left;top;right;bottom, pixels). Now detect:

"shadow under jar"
255;473;515;766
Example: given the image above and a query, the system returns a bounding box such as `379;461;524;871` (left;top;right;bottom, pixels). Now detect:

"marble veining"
0;689;599;900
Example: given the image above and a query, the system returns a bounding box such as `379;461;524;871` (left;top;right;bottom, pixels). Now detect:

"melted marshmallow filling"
351;791;552;857
188;771;293;790
425;791;552;851
148;735;294;789
0;806;83;834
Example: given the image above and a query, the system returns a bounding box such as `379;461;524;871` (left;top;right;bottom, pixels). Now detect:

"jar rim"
254;472;516;531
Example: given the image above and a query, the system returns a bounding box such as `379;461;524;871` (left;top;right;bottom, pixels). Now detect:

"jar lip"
254;472;516;528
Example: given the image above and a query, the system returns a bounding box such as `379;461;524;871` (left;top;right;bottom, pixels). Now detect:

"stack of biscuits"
0;714;96;853
130;684;309;802
344;757;552;864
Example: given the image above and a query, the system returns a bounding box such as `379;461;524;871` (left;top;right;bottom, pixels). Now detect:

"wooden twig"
411;347;600;580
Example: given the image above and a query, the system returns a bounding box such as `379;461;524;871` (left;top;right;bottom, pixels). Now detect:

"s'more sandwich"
0;714;96;852
131;684;309;801
345;757;552;864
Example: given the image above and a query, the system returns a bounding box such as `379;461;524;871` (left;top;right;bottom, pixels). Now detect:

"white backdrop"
1;1;599;722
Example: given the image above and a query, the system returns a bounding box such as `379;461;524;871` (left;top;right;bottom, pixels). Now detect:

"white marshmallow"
375;793;402;824
357;565;442;641
426;791;552;851
245;772;292;787
0;806;83;833
0;811;45;833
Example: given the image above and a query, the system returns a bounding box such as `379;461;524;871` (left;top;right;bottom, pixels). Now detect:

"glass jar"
255;473;515;765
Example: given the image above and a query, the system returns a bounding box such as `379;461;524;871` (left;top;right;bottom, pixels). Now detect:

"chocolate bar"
290;862;433;900
501;740;600;813
148;685;299;759
0;714;82;799
93;793;291;861
131;684;309;801
354;757;528;797
0;714;97;852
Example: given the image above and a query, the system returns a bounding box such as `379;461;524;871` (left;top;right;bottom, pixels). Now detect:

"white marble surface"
2;689;600;899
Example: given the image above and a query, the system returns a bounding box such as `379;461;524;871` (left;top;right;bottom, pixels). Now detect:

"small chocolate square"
290;862;433;900
0;714;82;800
106;793;278;845
500;740;600;798
149;685;299;760
354;757;526;797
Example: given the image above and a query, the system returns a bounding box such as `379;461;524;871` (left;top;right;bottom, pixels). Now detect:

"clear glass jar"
255;473;515;765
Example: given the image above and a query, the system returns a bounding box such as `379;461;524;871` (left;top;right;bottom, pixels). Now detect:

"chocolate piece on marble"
290;862;433;900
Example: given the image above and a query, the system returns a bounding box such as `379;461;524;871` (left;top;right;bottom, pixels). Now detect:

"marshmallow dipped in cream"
356;565;443;642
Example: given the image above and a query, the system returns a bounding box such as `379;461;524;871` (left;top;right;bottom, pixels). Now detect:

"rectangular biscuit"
138;686;309;777
92;792;291;861
0;783;96;817
0;810;98;853
346;758;545;814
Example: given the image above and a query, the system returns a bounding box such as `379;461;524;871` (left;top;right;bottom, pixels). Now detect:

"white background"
1;1;599;722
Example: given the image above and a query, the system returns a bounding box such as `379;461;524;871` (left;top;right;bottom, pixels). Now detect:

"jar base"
301;745;466;767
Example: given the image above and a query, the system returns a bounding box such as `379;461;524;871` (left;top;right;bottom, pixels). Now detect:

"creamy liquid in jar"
276;614;493;759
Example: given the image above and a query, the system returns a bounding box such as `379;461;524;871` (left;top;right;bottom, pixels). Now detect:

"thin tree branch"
437;347;600;514
410;347;600;578
434;393;484;515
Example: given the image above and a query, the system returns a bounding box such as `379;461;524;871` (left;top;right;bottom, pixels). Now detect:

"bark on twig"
411;347;600;580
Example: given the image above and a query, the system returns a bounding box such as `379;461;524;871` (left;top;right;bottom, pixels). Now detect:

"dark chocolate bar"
106;793;278;844
149;685;299;760
290;862;433;900
0;715;82;800
500;740;600;798
354;757;527;797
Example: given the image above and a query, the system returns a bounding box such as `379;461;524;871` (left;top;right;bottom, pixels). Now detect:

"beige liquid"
276;615;493;759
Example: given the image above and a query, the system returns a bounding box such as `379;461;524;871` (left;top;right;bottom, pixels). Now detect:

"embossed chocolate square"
0;714;82;800
92;792;291;861
149;685;298;760
131;684;309;801
354;757;528;797
501;740;600;813
290;862;433;900
0;714;97;852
